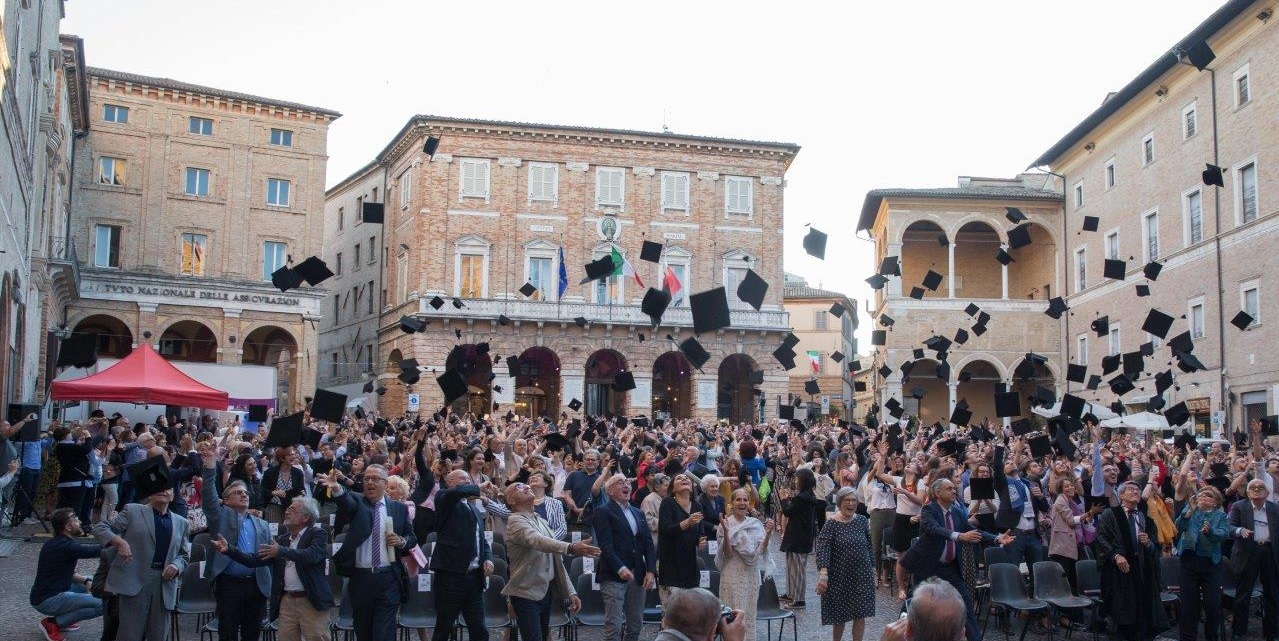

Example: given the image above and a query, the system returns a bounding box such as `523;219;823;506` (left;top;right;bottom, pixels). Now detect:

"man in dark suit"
901;478;1011;641
319;463;416;641
593;474;657;641
1229;478;1279;641
201;446;273;641
430;469;494;641
212;496;335;641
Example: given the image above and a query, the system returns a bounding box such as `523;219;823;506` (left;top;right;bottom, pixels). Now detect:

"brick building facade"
781;278;858;420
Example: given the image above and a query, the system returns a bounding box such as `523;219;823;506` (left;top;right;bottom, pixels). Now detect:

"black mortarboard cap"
1164;402;1190;427
1232;311;1255;330
1173;350;1207;373
885;397;902;413
737;270;768;311
264;411;304;447
1155;370;1174;395
1109;374;1135;396
519;282;538;298
127;455;173;498
1007;224;1032;250
353;405;366;420
1027;434;1052;458
969;477;995;500
866;274;888;290
1091;316;1110;337
910;386;925;400
573;316;588;328
996;248;1015;265
690;287;731;334
1067;363;1087;384
831;351;845;363
1122;351;1145;376
879;256;901;276
299;427;322;450
57;333;98;368
423;136;440;156
912;348;925;360
543;433;571;452
642;287;672;326
680;337;711;369
400;315;426;334
1082;216;1100;232
965;303;980;317
922;270;943;291
498;314;510;326
1168;331;1195;354
805;379;820;395
829;302;846;318
1141;309;1174;339
938;233;949;247
568;398;583;412
779;405;795;420
581;255;615;284
773;345;797;370
437;369;468;403
1146;394;1165;412
909;287;925;300
1005;207;1027;224
1011;418;1036;436
270;265;305;292
1136;284;1151;297
954;328;970;345
376;386;387;395
429;296;445;310
452;297;464;309
1203;163;1224;187
1086;375;1102;390
1052;430;1078;459
938;439;963;458
749;370;764;384
640;241;663;263
781;333;801;349
879;314;895;328
1046;297;1068;320
878;364;893;378
1185;40;1215;71
803;227;827;259
972;323;988;337
248;405;268;422
1101;354;1120;374
361;201;385;224
1061;394;1086;419
950;405;972;427
1032;386;1056;407
870;330;886;346
1103;259;1126;281
310;389;347;422
294;256;335;286
612;371;636;392
925;335;953;354
362;380;375;393
958;371;973;382
1143;261;1163;281
995;391;1021;417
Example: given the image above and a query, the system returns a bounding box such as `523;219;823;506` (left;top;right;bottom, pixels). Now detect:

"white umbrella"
1031;401;1119;421
1099;411;1170;431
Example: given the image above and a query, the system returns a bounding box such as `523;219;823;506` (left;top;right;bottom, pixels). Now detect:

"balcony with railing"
415;296;789;331
47;236;80;301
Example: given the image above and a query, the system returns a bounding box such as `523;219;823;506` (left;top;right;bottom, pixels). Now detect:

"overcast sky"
64;1;1221;348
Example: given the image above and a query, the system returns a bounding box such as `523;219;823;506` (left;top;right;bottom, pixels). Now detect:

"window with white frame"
1142;210;1159;261
396;255;409;303
263;241;287;281
1183;101;1197;139
1104;158;1116;189
270;128;293;147
97;157;125;186
524;241;559;302
1104;230;1119;260
95;224;121;268
725;176;753;215
1077;334;1088;366
399;168;412;208
1235;65;1251;107
528;163;558;204
460;158;491;200
1238;160;1258;224
1146;332;1163;351
185;167;210;197
1074;247;1087;293
661;172;690;211
591;244;625;304
1142;133;1155;166
814;312;828;330
1190;298;1206;339
1242;280;1260;326
1184;188;1203;245
266;178;290;206
1073;181;1084;209
1109;325;1121;356
454;235;490;299
659;247;692;307
188;116;213;136
103;104;129;124
595;167;624;208
722;250;754;309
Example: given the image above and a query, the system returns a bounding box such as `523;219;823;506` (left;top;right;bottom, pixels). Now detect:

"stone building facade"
858;175;1064;426
67;67;339;412
337;116;798;420
781;278;858;420
1032;0;1279;437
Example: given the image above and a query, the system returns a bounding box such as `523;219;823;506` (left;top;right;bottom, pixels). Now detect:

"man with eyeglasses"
201;444;273;641
1229;479;1279;641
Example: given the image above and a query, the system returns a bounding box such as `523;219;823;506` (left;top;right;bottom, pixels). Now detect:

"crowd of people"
13;403;1279;641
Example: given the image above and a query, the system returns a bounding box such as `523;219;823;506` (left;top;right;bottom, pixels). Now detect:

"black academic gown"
1096;505;1170;638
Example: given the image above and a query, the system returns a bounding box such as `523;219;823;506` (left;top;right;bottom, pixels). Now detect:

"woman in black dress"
657;474;705;604
779;467;826;609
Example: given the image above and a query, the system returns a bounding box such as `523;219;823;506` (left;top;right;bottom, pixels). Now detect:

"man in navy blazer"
212;496;335;641
319;464;416;641
201;446;273;641
593;474;656;641
901;477;1012;641
429;469;494;641
1229;478;1279;640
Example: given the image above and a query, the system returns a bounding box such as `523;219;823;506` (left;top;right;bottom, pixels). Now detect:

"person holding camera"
654;587;745;641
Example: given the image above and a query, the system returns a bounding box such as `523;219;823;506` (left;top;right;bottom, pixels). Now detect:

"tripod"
8;470;50;534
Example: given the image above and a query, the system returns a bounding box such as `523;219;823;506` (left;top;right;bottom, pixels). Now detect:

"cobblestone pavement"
0;519;1261;641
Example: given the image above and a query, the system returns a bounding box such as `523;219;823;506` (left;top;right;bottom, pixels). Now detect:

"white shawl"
723;515;767;566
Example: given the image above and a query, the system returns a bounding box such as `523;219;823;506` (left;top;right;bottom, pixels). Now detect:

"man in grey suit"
94;482;190;641
201;444;273;641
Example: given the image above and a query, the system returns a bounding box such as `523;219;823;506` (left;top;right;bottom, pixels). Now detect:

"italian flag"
611;245;644;288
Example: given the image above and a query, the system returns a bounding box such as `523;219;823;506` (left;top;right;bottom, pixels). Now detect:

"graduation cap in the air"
778;404;795;420
362;380;375;394
879;364;893;379
248;404;269;422
1103;259;1126;280
580;255;616;284
909;287;925;300
640;241;663;263
879;314;895;328
922;270;943;291
954;328;970;345
56;332;98;369
1031;386;1056;407
870;330;886;347
969;477;995;500
964;303;981;317
958;371;973;383
270;265;306;292
803;227;828;259
1168;331;1195;354
310;389;347;423
1232;311;1255;330
950;405;972;427
1051;430;1078;459
831;351;845;364
1007;225;1032;250
497;314;511;326
518;282;538;298
1082;216;1100;232
1143;261;1163;281
568;398;583;412
1154;369;1174;395
1046;297;1068;320
1122;351;1145;376
429;296;445;310
1011;418;1036;436
437;369;468;403
805;379;820;395
1082;374;1101;391
829;302;846;318
792;395;805;408
995;391;1021;417
1141;309;1174;339
127;455;174;498
866;274;889;290
996;248;1015;266
300;426;322;450
924;335;953;355
1006;207;1028;224
1091;316;1110;337
1203;163;1225;187
264;411;305;447
937;438;964;459
879;256;901;276
1060;394;1086;420
1067;363;1087;384
737;270;768;311
613;371;636;392
293;256;334;286
353;405;367;420
642;288;672;326
1136;284;1151;297
361;201;385;224
1164;402;1191;427
1173;349;1207;373
690;287;731;334
400;315;426;334
1184;39;1215;71
1101;354;1120;375
1109;374;1135;396
680;337;711;370
773;344;797;370
543;433;572;452
972;322;988;337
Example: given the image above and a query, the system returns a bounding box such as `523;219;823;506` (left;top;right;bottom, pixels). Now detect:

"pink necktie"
944;510;956;563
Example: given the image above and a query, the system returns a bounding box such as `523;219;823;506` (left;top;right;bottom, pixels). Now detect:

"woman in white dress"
717;487;775;641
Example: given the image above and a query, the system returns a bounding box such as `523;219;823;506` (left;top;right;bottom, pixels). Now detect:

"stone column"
947;244;956;298
948;381;958;416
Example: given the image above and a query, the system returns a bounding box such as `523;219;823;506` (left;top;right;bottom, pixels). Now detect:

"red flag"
662;266;683;296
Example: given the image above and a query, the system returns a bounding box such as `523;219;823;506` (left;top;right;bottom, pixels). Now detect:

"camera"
720;605;735;624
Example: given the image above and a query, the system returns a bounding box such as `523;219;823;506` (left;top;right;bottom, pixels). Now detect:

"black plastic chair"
490;557;509;579
573;573;606;628
1033;561;1097;641
490;542;507;561
985;563;1048;641
642;587;662;624
1075;560;1105;634
548;590;578;641
756;575;797;641
171;562;216;641
397;577;437;640
882;526;898;591
1158;555;1181;621
482;575;510;632
331;581;355;641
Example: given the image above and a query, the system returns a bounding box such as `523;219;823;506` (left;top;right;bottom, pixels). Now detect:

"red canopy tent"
51;343;230;410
